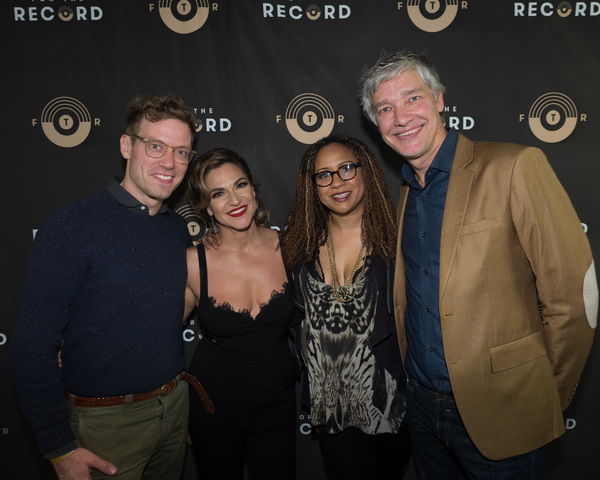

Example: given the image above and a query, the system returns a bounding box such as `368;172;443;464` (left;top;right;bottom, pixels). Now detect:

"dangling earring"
210;215;219;234
252;190;258;220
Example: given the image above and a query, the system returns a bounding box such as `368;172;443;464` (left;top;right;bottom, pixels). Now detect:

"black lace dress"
187;245;297;480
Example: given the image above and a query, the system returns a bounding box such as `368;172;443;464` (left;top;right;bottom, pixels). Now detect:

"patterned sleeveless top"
298;257;405;434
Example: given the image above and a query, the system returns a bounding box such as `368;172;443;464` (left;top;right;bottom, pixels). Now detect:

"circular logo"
41;97;92;148
285;93;335;144
528;92;578;143
58;6;74;21
406;0;459;32
557;2;573;17
158;0;210;34
306;5;322;20
176;204;206;242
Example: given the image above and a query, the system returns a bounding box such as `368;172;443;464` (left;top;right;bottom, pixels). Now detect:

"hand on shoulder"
198;230;221;249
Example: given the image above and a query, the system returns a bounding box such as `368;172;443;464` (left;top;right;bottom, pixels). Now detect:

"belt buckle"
160;378;176;396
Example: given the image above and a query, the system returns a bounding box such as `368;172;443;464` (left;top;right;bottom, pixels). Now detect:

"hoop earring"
210;215;219;234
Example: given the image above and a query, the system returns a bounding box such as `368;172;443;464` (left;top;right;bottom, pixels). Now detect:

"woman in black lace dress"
184;148;297;480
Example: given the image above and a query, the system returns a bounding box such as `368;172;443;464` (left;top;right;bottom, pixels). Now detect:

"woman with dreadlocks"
279;135;411;480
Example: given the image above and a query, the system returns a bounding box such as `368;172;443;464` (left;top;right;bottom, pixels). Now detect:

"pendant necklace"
326;229;365;303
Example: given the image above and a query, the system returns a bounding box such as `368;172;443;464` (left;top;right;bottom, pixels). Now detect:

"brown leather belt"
64;373;215;414
181;372;215;414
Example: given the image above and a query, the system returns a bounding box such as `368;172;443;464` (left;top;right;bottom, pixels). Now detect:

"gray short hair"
359;50;446;124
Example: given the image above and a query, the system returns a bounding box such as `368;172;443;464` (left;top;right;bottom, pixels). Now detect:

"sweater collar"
107;177;168;215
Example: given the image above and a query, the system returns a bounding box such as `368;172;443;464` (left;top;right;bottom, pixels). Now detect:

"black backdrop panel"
2;1;598;478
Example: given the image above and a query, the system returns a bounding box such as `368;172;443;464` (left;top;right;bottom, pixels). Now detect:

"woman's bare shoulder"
186;245;199;261
260;227;281;249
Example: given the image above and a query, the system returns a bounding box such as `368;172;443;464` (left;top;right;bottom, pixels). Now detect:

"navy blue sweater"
11;181;189;458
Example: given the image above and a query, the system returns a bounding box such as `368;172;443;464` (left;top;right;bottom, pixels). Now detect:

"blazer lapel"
439;134;475;299
394;182;410;310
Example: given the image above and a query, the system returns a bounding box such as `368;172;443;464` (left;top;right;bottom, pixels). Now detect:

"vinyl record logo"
158;0;210;34
406;0;459;32
176;204;206;241
285;93;335;144
528;92;578;143
40;97;92;148
557;2;573;17
306;5;321;20
57;6;75;21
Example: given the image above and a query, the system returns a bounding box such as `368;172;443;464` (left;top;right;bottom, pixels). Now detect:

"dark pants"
406;376;544;480
188;388;296;480
318;424;412;480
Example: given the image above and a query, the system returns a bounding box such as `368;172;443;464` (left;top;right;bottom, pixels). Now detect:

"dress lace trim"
208;282;289;320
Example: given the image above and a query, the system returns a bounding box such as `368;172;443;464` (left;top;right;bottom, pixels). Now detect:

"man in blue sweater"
12;94;198;479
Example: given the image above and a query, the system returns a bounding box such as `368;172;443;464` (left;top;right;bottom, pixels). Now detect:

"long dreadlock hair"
279;135;397;272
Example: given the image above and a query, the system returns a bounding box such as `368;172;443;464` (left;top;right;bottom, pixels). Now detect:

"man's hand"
197;230;221;249
53;448;117;480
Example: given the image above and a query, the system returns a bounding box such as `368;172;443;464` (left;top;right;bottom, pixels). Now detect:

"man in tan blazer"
360;50;598;479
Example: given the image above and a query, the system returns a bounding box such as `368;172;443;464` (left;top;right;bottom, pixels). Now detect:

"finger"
92;458;117;476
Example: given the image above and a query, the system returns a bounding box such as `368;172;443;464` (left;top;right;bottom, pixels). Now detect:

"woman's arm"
184;247;200;321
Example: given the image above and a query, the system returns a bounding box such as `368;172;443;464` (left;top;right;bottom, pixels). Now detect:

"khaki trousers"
67;377;189;480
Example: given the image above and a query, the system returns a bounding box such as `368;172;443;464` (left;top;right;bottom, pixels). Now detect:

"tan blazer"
393;134;597;460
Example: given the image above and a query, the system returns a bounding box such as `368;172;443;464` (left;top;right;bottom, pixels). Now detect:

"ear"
436;91;445;113
207;206;214;217
120;134;132;160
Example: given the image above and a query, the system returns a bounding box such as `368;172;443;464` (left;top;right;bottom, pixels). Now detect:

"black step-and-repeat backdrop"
1;1;598;478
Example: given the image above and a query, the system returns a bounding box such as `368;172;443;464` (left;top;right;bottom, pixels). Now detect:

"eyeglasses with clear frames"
130;133;196;164
312;162;361;187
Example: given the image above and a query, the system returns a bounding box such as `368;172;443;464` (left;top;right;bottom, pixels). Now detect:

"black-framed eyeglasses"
130;133;196;164
312;162;361;187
